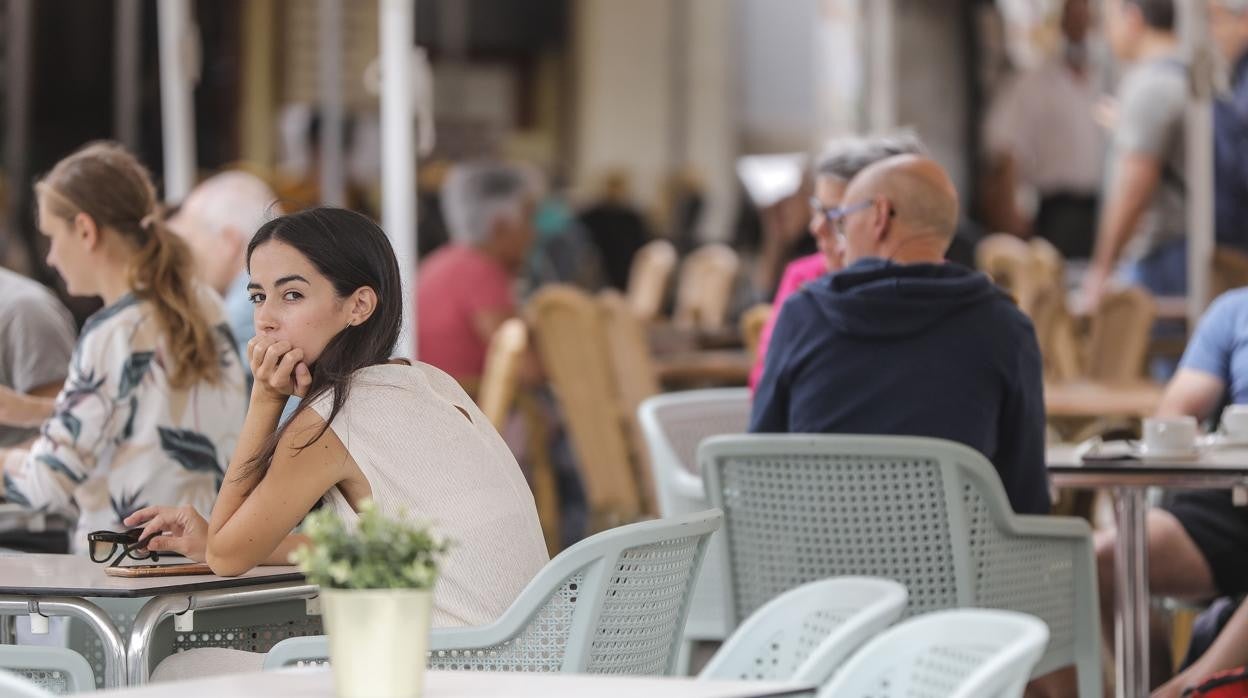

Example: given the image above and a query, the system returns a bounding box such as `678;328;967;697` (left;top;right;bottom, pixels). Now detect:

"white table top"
0;553;303;597
97;668;815;698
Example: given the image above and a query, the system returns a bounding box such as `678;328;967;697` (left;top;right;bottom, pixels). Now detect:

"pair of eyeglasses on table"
87;528;161;568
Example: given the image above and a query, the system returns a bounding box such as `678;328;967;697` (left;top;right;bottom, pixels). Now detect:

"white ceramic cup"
1142;416;1198;454
1222;404;1248;438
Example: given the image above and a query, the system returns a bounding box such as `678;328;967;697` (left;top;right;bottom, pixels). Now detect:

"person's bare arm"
1082;153;1162;307
1154;601;1248;698
1155;368;1225;423
0;383;59;428
127;337;340;575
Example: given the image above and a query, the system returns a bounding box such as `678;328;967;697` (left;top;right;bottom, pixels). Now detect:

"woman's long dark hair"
240;207;402;481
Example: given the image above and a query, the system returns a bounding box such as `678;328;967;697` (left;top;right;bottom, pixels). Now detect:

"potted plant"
291;500;447;698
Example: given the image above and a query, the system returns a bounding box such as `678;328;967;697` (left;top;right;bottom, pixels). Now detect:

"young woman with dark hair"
0;142;246;549
127;207;547;642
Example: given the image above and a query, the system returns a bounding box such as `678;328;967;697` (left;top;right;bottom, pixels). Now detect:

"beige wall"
572;0;738;242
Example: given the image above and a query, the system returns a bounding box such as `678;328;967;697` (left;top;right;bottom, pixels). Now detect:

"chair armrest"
1002;513;1092;540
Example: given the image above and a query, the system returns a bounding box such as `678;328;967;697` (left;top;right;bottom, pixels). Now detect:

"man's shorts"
1164;489;1248;595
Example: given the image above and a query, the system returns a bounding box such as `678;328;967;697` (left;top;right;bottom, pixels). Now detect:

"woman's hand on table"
124;506;209;562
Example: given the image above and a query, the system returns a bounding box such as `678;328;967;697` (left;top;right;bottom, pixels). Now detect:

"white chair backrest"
819;609;1049;698
0;670;53;698
637;388;752;648
701;434;1100;697
699;577;907;685
0;647;94;695
639;388;752;512
265;510;724;676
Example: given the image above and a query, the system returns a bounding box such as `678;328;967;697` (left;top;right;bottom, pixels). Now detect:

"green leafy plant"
290;500;447;590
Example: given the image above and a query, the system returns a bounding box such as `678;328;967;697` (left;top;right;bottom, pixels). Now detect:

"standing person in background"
984;0;1106;258
0;267;76;447
0;142;246;550
578;170;653;291
417;161;536;389
1081;0;1186;306
749;134;926;391
1208;0;1248;252
168;171;281;370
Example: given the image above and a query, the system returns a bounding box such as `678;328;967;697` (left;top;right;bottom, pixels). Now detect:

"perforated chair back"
818;609;1049;698
639;388;750;645
0;646;94;694
264;509;723;675
701;434;1100;697
699;577;907;685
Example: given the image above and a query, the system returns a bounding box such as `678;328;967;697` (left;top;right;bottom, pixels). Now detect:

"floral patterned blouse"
3;288;247;553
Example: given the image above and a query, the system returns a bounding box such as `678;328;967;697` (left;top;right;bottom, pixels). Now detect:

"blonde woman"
0;142;246;551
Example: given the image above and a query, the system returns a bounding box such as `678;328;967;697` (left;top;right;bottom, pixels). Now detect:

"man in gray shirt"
1082;0;1188;306
0;267;76;447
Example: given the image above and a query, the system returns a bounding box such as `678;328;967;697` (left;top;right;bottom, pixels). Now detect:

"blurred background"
0;0;1134;322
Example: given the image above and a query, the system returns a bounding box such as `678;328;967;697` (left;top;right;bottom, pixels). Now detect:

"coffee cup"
1142;416;1197;455
1221;405;1248;438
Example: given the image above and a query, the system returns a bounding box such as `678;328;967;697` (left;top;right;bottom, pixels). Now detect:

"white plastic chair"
638;387;751;659
264;509;724;674
698;577;907;685
0;646;94;694
701;434;1100;698
819;609;1050;698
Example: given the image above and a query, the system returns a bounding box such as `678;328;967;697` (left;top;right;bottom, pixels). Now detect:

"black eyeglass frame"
87;528;160;567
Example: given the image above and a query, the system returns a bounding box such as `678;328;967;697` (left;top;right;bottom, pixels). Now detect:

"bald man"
169;171;281;369
751;155;1050;515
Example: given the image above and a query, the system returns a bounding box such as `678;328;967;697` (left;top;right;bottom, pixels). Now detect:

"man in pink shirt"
749;134;926;390
418;162;536;385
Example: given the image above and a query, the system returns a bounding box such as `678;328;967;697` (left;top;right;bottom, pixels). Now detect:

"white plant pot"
322;588;433;698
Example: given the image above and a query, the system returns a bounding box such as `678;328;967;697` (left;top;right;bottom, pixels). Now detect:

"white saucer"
1200;433;1248;449
1136;444;1201;461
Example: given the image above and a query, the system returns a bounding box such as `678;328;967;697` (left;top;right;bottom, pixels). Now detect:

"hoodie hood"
802;257;1004;339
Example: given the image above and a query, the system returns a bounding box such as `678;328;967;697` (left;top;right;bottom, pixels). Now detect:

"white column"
157;0;199;202
380;0;417;359
1183;0;1215;321
318;0;346;206
113;0;142;151
863;0;897;133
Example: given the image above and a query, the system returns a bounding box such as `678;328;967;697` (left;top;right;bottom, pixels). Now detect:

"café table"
1047;443;1248;698
0;554;313;687
95;667;818;698
654;349;752;387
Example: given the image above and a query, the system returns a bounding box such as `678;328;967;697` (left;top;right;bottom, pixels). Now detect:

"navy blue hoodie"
751;257;1050;515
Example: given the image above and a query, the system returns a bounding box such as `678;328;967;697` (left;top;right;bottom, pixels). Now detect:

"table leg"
127;582;319;685
1113;487;1150;698
0;614;13;644
0;596;126;688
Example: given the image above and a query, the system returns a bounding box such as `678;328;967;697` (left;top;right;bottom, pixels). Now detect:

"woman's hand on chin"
248;337;313;403
124;506;209;563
